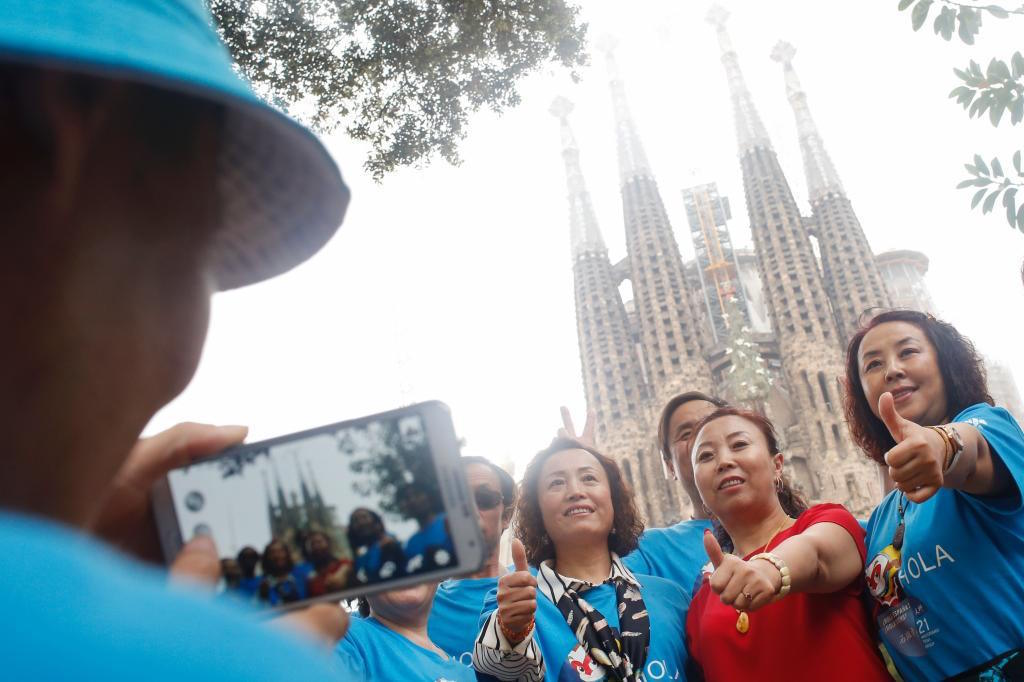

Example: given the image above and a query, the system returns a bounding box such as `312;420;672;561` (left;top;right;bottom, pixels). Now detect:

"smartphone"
152;401;484;612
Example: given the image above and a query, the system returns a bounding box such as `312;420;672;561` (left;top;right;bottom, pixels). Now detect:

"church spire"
706;6;772;154
549;96;606;259
596;36;653;182
770;41;844;202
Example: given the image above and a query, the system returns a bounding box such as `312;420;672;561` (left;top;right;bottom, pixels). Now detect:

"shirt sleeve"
472;586;545;682
956;403;1024;514
793;503;867;564
621;539;653;576
334;625;367;680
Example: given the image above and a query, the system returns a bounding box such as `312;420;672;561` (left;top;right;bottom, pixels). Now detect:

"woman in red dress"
684;407;891;681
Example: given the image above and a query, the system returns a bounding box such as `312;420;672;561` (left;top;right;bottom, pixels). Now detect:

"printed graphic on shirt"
556;643;683;681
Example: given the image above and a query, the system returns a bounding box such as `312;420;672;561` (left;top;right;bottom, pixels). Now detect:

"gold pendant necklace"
734;516;791;635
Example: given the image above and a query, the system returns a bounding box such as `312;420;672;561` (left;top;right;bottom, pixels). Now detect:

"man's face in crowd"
465;462;508;561
308;532;330;560
669;400;720;484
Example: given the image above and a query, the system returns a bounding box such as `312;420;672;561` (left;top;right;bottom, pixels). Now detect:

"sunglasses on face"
473;487;505;511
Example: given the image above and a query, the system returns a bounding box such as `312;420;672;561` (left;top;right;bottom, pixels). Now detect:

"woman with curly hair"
472;437;690;682
685;407;890;681
843;309;1024;680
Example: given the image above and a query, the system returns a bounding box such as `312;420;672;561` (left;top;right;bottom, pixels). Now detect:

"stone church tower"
550;97;686;526
771;41;892;344
707;7;879;516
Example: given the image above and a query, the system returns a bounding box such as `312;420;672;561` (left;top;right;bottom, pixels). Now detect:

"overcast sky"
148;1;1024;483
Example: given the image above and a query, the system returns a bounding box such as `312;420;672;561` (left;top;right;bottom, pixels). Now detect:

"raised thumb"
511;538;529;572
878;392;908;443
703;530;725;569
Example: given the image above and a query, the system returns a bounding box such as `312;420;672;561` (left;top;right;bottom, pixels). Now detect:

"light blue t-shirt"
336;614;475;682
865;403;1024;680
428;575;498;668
0;512;349;680
623;519;712;596
479;571;690;682
405;513;455;571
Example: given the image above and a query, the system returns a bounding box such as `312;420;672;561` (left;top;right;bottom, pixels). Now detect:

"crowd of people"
3;3;1022;681
220;500;457;607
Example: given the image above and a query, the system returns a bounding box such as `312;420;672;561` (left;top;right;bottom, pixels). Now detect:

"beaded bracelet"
750;552;791;600
498;614;535;644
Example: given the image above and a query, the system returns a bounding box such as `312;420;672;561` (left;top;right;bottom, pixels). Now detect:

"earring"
541;534;549;546
609;527;617;536
775;477;783;492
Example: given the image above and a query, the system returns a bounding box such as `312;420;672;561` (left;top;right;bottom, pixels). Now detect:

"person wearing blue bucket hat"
0;1;359;679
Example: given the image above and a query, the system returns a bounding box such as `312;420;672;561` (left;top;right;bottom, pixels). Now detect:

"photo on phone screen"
157;403;480;610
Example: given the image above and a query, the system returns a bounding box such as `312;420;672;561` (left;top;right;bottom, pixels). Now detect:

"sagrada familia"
555;7;933;525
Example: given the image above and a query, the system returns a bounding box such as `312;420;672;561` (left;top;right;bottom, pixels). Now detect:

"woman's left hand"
878;392;946;503
703;531;781;612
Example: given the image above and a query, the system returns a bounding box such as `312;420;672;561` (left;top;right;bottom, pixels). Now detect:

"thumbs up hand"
878;392;946;503
703;530;780;613
496;539;538;645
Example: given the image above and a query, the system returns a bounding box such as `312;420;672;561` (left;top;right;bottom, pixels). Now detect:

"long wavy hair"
843;309;992;464
515;436;644;566
691;407;808;553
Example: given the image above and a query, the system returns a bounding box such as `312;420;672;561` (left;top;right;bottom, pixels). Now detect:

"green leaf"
1003;187;1017;205
957;7;981;44
1017;204;1024;232
934;6;956;39
1013;150;1022;175
970;95;994;119
954;67;970;81
965;162;979;175
957;178;978;189
993;158;1005;176
983;188;1001;214
987;58;1012;82
986;4;1010;18
990;98;1007;125
1013;52;1024;78
970;60;984;78
912;0;934;30
975;154;990;176
1011;97;1024;125
972;187;989;207
1008;195;1018;227
898;0;916;9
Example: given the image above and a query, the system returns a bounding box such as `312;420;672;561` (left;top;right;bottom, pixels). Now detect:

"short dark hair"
461;456;517;510
515;436;643;566
843;309;993;464
657;391;728;462
691;407;808;553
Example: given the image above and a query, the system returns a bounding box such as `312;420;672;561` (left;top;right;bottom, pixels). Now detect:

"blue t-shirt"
479;571;690;682
428;575;498;668
865;403;1024;680
405;513;456;573
623;519;711;595
0;512;350;680
336;614;475;682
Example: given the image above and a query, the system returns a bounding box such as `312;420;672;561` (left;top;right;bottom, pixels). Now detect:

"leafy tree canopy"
210;0;589;180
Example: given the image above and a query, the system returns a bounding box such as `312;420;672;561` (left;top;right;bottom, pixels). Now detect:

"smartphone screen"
155;402;482;611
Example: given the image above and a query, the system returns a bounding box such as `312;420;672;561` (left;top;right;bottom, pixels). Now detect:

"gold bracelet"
751;552;791;600
927;426;954;471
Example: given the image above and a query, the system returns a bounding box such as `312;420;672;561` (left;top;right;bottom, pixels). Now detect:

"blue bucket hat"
0;0;350;290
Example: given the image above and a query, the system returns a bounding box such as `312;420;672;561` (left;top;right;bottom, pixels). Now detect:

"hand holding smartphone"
152;401;484;612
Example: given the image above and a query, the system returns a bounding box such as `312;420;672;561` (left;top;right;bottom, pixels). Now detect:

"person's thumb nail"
170;536;220;588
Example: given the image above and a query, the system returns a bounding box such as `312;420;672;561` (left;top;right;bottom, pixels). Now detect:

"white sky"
148;1;1024;482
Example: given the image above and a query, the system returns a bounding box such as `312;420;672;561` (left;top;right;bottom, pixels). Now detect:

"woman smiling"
472;437;690;682
844;310;1024;680
685;408;889;681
